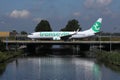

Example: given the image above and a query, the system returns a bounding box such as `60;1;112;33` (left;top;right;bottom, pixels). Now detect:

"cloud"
10;10;30;18
84;0;94;8
102;8;112;15
84;0;112;8
96;0;112;6
73;12;81;17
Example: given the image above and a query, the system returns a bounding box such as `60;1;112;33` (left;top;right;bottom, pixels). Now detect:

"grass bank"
96;50;120;66
0;51;23;63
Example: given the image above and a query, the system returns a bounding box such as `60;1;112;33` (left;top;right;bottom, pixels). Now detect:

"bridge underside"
4;41;120;55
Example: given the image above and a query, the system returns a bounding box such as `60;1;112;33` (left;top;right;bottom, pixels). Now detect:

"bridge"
3;40;120;45
3;40;120;52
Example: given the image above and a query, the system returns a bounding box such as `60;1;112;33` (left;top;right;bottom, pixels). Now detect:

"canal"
0;55;120;80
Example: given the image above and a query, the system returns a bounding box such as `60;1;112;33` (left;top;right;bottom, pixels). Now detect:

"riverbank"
0;51;23;63
96;50;120;66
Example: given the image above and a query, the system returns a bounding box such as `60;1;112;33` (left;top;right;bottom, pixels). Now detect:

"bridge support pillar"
72;44;90;56
72;45;80;55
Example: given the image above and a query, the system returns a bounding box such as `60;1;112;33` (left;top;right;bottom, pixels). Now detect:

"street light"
99;32;102;52
110;27;117;52
109;29;112;52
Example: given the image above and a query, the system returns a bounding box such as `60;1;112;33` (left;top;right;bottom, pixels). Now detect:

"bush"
96;50;120;65
0;40;5;52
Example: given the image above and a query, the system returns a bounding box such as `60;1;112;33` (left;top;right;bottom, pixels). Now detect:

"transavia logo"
92;22;101;32
40;32;70;37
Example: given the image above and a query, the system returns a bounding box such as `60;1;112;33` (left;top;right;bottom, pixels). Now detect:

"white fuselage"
27;29;95;40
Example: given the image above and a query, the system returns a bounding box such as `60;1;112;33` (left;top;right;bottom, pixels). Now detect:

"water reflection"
73;58;101;80
0;57;102;80
1;56;120;80
0;63;6;76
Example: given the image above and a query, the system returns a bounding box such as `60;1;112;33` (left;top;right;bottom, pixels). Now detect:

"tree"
35;20;52;32
10;30;18;36
61;19;81;31
21;31;27;35
0;40;5;52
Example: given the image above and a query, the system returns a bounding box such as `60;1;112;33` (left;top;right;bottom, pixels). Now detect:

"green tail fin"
91;18;102;33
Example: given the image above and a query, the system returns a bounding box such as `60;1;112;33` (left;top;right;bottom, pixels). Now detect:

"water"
0;56;120;80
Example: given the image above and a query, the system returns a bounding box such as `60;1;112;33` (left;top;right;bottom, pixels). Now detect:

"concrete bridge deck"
2;40;120;51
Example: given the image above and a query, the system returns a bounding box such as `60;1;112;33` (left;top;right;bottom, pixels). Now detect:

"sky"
0;0;120;33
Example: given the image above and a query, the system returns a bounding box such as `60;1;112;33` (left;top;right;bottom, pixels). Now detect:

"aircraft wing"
61;35;72;40
61;33;76;40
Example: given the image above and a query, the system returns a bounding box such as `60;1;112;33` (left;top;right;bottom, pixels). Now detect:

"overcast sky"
0;0;120;33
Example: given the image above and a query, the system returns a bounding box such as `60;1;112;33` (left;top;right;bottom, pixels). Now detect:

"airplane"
27;18;102;40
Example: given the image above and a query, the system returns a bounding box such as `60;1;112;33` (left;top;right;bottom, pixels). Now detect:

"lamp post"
110;33;112;52
110;27;117;52
99;32;101;52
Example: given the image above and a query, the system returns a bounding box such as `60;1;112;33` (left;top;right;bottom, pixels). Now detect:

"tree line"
35;19;81;32
8;19;82;36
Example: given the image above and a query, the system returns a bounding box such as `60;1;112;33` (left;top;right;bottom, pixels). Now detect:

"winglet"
76;29;79;32
75;28;80;34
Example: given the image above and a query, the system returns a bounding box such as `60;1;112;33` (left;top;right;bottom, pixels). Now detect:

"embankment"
96;50;120;66
0;51;22;63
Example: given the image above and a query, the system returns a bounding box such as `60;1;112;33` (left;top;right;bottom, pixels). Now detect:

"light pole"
99;32;101;52
110;33;112;52
110;27;117;52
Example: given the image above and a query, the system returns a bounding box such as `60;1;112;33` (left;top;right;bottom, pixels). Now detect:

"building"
0;32;10;37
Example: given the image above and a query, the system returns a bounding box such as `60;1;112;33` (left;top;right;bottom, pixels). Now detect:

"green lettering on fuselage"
40;32;70;37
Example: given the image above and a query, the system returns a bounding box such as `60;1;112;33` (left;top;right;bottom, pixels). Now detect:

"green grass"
0;51;22;63
96;50;120;66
